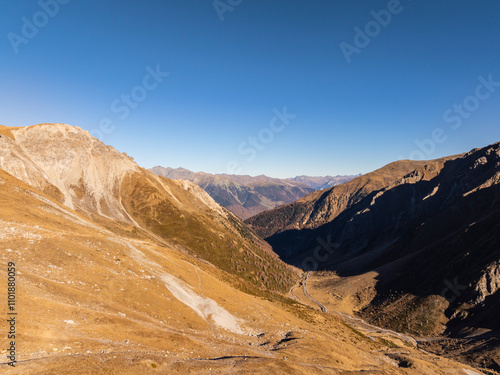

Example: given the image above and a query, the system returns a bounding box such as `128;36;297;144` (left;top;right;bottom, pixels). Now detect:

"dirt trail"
298;271;418;347
298;272;497;375
302;272;327;312
334;311;418;347
288;285;301;302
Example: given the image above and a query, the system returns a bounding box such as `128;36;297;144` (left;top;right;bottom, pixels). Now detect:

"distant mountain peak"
149;167;360;219
149;166;322;219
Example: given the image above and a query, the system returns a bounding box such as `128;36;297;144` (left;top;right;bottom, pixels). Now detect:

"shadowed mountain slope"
246;157;460;239
246;144;500;372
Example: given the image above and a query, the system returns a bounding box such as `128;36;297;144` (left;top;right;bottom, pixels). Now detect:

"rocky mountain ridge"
287;174;361;190
245;157;459;239
246;142;500;372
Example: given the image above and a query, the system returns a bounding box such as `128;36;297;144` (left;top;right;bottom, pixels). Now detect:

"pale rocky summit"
1;124;227;223
0;123;139;222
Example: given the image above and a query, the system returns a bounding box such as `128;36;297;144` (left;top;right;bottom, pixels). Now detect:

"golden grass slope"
0;124;296;294
0;168;485;374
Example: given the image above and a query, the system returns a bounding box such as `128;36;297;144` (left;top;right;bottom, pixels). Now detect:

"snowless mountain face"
0;124;295;293
149;167;360;220
286;174;360;190
149;166;316;219
247;143;500;372
0;123;483;374
0;124;139;222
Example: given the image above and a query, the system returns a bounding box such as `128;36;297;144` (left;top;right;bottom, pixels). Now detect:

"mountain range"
0;123;488;374
149;166;358;219
287;174;361;190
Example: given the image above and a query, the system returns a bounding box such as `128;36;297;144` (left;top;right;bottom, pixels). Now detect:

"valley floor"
290;271;499;375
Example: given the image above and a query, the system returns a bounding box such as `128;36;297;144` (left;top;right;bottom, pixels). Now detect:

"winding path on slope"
302;272;327;313
288;284;301;302
298;271;419;347
298;270;500;375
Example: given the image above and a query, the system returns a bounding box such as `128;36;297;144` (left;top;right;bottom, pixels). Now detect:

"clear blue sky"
1;1;499;178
